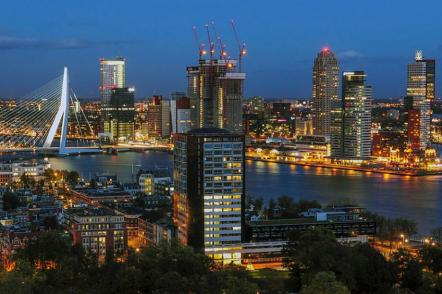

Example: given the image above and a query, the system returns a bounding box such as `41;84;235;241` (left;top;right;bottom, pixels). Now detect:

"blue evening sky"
0;0;441;100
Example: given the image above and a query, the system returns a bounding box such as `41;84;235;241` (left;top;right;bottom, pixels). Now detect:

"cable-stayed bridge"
0;67;99;155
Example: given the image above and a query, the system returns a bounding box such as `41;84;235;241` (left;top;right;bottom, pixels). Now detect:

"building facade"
332;71;372;160
404;96;431;150
407;50;436;105
65;207;127;261
170;92;192;134
146;96;171;139
312;48;339;137
187;59;245;134
405;51;433;149
173;128;244;264
100;58;126;133
102;87;135;141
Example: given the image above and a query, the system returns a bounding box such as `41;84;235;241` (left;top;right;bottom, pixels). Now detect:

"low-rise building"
64;207;127;260
138;215;176;248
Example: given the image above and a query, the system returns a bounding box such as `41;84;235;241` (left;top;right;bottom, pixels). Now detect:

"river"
48;151;442;235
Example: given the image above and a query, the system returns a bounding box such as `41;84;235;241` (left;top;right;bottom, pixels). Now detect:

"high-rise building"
146;96;171;139
312;48;339;137
404;96;430;150
100;57;126;133
187;59;245;134
407;50;436;105
170;92;192;134
332;71;372;160
405;51;433;149
173;128;244;264
102;87;135;141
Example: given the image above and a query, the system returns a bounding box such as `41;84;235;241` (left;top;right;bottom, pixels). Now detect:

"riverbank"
246;156;442;177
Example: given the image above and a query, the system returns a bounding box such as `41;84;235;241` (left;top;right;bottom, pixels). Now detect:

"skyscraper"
187;59;245;134
173;128;244;264
407;50;436;105
100;57;126;133
332;71;372;160
312;48;339;137
103;87;135;141
404;96;430;150
405;51;433;149
146;96;170;139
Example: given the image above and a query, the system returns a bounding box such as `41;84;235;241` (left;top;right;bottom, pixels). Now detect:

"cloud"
0;35;138;50
338;50;365;60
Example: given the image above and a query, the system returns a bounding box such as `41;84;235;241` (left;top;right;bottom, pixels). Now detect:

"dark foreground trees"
283;228;442;294
0;231;258;294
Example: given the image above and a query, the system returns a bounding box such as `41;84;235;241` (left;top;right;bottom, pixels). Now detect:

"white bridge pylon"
43;67;69;154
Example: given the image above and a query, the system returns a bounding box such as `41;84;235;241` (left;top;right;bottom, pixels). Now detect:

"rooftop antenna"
415;50;423;61
231;20;247;72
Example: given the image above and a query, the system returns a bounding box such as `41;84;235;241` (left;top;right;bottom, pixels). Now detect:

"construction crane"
204;24;215;61
192;26;206;59
231;20;247;72
210;21;227;60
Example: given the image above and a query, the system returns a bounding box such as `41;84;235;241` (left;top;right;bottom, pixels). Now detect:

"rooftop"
187;127;231;135
248;216;370;226
66;207;117;217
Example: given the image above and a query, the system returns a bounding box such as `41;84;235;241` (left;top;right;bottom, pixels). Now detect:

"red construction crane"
231;20;247;72
210;21;227;60
204;24;215;61
192;26;206;59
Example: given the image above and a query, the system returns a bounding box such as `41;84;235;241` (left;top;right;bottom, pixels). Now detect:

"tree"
266;197;276;219
300;272;350;294
43;216;59;230
391;248;424;292
2;191;20;211
252;197;264;212
283;228;355;291
351;243;395;294
277;195;297;218
284;228;397;293
296;199;321;212
65;171;80;186
19;174;30;188
43;168;55;182
420;245;442;273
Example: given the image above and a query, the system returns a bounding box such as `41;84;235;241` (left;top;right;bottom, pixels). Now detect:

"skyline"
1;0;442;99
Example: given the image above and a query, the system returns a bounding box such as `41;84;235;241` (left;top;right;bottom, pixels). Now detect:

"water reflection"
48;152;442;234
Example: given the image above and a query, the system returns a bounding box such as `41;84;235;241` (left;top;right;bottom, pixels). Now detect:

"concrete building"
312;48;339;137
173;128;244;264
187;59;245;134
